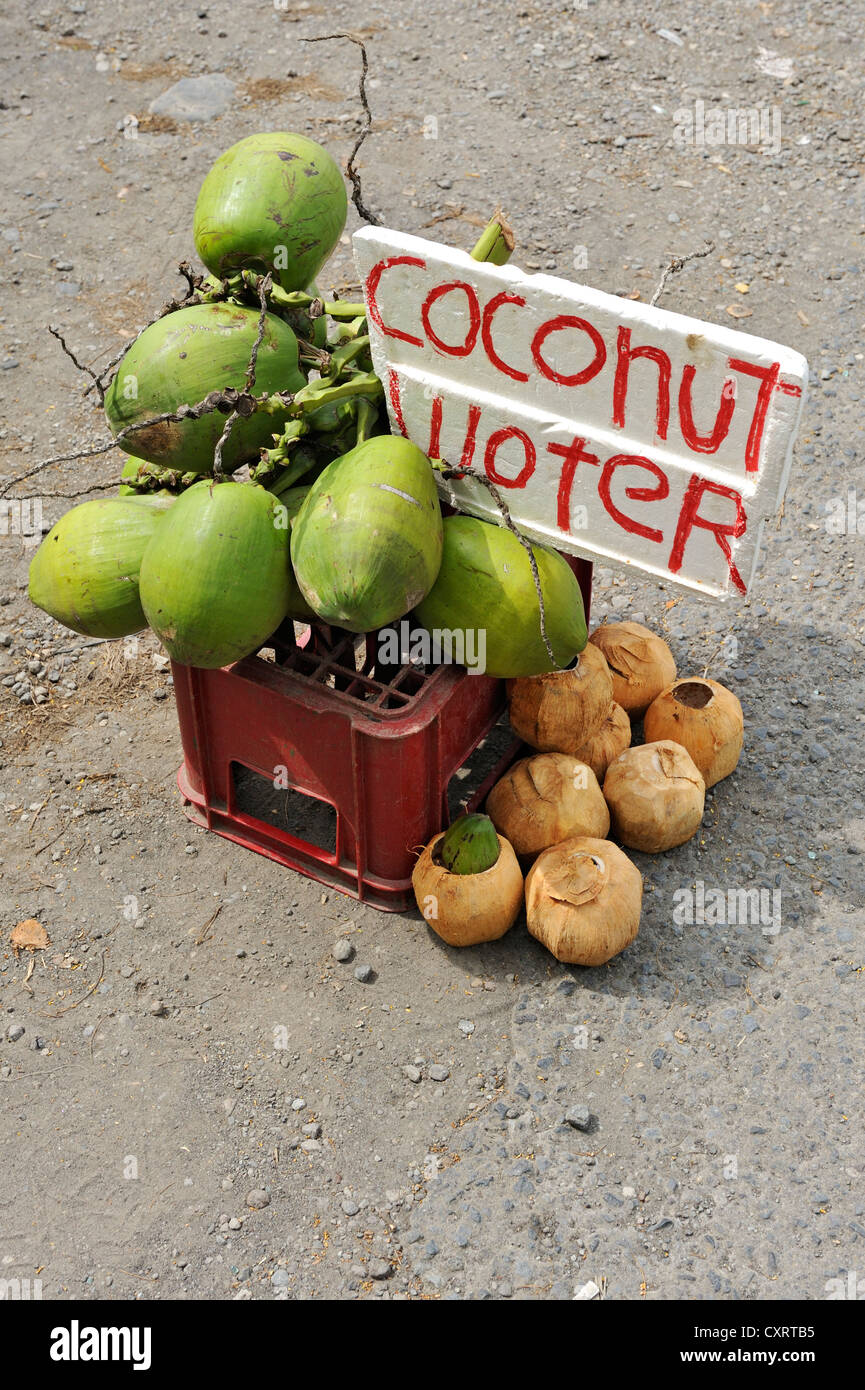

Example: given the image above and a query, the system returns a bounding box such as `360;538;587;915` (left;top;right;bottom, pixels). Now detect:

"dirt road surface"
1;0;863;1300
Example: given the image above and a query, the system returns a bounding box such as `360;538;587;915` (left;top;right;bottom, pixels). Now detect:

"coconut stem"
354;396;378;446
289;372;384;416
470;210;516;266
266;282;367;320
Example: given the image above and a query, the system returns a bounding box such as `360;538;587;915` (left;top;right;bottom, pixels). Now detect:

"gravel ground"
1;0;863;1301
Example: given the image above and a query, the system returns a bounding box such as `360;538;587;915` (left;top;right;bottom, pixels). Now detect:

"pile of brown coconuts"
412;621;744;967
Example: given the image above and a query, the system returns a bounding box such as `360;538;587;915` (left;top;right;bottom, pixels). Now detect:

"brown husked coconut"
507;642;613;754
644;677;744;787
525;835;642;965
603;740;705;852
572;702;632;781
486;753;610;860
411;831;523;947
588;621;677;718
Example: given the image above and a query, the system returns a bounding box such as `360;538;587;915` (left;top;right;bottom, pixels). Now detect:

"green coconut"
415;515;587;679
193;132;347;293
104;303;305;475
290;437;443;633
139;481;294;668
439;814;501;875
28;495;172;638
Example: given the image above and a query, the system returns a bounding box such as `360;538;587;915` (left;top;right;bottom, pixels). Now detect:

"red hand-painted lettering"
547;437;599;533
669;474;747;593
484;426;536;489
481;291;529;382
612;327;671;440
364;256;426;348
598;454;670;544
727;357;781;473
531;314;607;387
421;281;481;358
678;366;737;454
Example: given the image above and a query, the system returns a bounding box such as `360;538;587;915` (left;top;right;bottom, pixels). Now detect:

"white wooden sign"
353;226;807;600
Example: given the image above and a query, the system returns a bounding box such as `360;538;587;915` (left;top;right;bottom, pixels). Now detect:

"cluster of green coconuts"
29;130;589;679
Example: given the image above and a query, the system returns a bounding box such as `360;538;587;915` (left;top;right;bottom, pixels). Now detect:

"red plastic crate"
172;560;592;911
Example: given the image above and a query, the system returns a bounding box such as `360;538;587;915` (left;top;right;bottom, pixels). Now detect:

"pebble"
149;999;167;1017
368;1258;391;1280
150;73;235;122
354;963;374;982
403;1064;422;1083
574;1280;600;1300
6;1024;25;1042
565;1104;592;1131
341;1199;360;1216
301;1122;322;1139
272;1267;290;1288
245;1189;270;1210
429;1064;450;1082
332;939;354;962
458;1019;475;1036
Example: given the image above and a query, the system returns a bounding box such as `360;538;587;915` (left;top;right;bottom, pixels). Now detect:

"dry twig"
303;33;381;225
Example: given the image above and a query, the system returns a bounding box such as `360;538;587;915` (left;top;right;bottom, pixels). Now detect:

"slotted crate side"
172;651;508;909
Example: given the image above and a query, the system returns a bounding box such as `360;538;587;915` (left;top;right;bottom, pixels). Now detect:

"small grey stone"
150;73;235;122
354;963;374;982
245;1188;270;1209
301;1122;322;1139
332;939;354;962
565;1104;592;1131
368;1258;391;1280
429;1064;450;1082
272;1267;290;1288
7;1024;25;1042
149;999;167;1016
458;1019;475;1036
341;1199;360;1216
402;1064;422;1083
